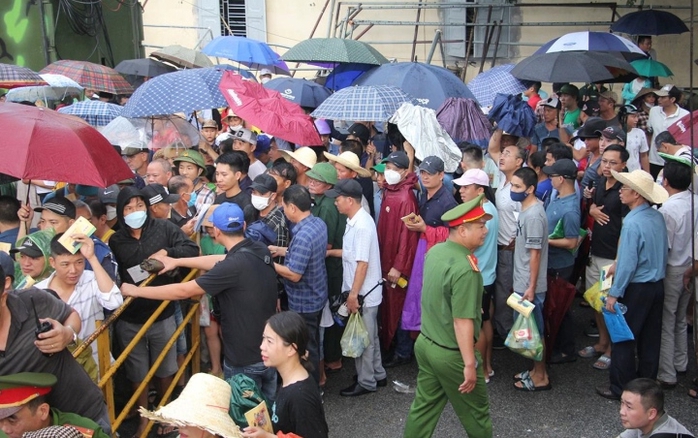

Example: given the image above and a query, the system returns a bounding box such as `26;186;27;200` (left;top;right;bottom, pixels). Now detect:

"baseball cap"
99;185;120;205
0;373;56;420
233;127;257;145
202;119;218;129
597;126;627;144
121;142;149;156
348;123;370;145
542;158;577;179
371;162;386;173
599;90;618;104
210;202;244;231
0;252;15;280
581;100;600;117
623;104;639;114
418;156;445;174
314;119;331;136
558;84;579;97
382;151;410;169
541;96;561;109
260;68;272;76
10;239;43;258
34;198;76;219
250;174;278;194
255;135;271;155
576;117;606;139
325;178;363;199
654;84;681;99
141;184;179;205
453;169;490;187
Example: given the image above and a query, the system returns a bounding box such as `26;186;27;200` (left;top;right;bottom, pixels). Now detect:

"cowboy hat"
323;151;371;177
279;146;317;169
611;169;668;205
139;373;243;438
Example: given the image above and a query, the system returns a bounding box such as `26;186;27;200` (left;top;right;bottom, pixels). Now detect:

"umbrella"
203;36;290;75
324;63;376;90
282;38;389;65
218;71;322;146
668;110;698;147
57;100;124;127
535;31;645;56
630;58;673;78
0;63;48;89
150;45;214;69
121;67;229;118
0;102;133;186
466;64;527;108
40;60;133;95
6;74;83;103
611;9;689;36
543;276;577;362
435;97;493;147
100;115;201;151
215;64;258;81
511;51;638;83
263;77;332;108
353;62;477;110
488;94;536;138
311;85;418;122
115;58;177;78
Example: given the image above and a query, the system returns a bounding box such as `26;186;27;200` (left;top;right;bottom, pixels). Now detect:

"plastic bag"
340;312;370;358
603;304;634;343
199;294;211;327
228;373;268;428
505;313;543;361
583;281;606;313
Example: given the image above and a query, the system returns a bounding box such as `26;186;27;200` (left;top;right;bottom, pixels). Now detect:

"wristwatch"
67;325;78;346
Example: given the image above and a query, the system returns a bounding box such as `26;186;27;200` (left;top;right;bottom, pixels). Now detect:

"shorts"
115;316;178;382
513;291;546;337
481;283;494;322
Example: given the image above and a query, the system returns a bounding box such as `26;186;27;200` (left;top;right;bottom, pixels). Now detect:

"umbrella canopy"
630;58;673;77
0;63;48;89
467;64;527;108
282;38;388;65
324;63;376;90
611;9;689;36
115;58;177;78
203;36;290;75
57;100;124;127
6;74;83;103
263;77;332;108
435;98;492;147
668;110;698;147
535;31;645;56
353;62;477;110
150;45;214;69
215;64;258;81
121;67;229;118
311;85;418;122
544;276;577;362
218;71;322;146
100;115;201;151
0;102;133;186
40;60;133;95
511;51;638;83
488;94;536;138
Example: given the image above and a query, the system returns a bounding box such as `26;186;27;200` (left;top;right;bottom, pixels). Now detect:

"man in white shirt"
232;128;267;180
647;85;689;178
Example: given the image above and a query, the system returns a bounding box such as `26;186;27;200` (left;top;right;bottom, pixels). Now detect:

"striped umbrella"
0;63;48;89
57;100;123;127
40;60;133;95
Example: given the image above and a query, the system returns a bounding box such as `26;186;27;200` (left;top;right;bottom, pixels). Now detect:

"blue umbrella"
311;85;418;122
324;63;376;90
488;93;536;138
121;67;229;118
57;100;123;127
353;62;477;110
467;64;527;108
203;36;290;75
611;10;689;36
263;77;332;108
215;64;258;81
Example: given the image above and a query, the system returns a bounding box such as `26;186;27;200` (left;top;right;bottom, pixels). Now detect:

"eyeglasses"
619;186;633;192
601;159;620;166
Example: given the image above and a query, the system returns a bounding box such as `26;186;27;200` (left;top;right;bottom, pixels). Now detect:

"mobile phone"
31;297;53;356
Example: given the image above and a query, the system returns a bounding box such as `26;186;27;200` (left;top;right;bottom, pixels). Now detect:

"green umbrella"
630;58;673;78
281;38;389;65
150;45;214;69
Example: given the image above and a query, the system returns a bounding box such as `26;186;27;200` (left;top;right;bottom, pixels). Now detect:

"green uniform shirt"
420;240;483;350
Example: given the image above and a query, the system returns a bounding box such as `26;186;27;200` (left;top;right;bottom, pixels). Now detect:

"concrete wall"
142;0;216;54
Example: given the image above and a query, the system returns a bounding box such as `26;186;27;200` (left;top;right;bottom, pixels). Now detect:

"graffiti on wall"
1;0;39;66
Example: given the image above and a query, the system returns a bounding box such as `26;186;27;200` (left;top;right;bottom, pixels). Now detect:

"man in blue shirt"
531;97;571;151
274;185;328;385
0;196;21;248
596;169;669;400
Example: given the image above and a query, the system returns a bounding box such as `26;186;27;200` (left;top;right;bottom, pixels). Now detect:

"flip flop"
593;354;611;370
513;374;552;392
689;388;698;400
513;370;530;381
578;346;603;358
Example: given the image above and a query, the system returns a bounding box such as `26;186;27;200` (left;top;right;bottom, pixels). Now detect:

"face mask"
261;77;270;84
124;210;147;229
251;194;271;211
187;191;197;208
510;190;527;203
384;169;402;186
644;102;655;108
106;205;117;221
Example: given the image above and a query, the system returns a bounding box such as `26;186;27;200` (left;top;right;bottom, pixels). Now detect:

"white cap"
260;68;272;76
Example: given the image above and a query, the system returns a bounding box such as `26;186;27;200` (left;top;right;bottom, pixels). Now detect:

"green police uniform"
404;196;493;438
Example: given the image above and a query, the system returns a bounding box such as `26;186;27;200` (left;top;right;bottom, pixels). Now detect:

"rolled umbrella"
203;36;290;75
0;63;48;89
150;45;214;69
630;58;673;78
611;9;689;35
311;85;418;122
115;58;177;78
466;64;527;108
435;97;492;148
263;77;332;108
40;60;133;95
0;102;133;187
353;61;477;110
57;100;124;127
282;38;389;66
511;51;638;84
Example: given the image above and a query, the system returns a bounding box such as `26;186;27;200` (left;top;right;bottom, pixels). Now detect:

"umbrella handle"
24;180;32;235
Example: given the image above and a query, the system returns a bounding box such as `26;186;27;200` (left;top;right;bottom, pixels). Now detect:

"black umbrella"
114;59;177;78
511;51;638;83
611;9;689;36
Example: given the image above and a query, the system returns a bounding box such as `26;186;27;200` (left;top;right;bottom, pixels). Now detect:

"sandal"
513;374;552;392
593;354;611;370
513;370;530;381
578;346;603;359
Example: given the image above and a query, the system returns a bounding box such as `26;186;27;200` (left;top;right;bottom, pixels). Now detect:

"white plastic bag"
340;313;370;358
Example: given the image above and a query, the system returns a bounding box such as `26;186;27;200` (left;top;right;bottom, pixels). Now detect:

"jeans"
224;360;278;402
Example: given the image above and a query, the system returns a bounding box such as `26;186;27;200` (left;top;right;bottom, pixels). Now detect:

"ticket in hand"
57;216;97;254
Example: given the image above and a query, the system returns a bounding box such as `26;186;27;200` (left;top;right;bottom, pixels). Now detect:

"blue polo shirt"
418;184;458;227
283;214;329;313
546;192;581;270
0;227;20;248
609;204;668;298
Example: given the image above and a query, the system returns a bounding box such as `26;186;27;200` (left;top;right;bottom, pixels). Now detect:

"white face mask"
644;102;655;108
384;169;402;185
251;194;271;211
261;77;271;84
106;205;117;221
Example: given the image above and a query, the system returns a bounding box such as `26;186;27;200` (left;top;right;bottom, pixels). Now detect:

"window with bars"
220;0;247;36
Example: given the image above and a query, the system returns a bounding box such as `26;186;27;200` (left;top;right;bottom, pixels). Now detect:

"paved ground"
322;298;698;438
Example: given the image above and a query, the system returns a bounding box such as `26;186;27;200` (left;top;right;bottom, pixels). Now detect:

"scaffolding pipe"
425;30;440;64
332;2;689;10
411;2;422;62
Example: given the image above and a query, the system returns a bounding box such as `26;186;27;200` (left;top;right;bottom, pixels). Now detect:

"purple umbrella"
435;98;492;148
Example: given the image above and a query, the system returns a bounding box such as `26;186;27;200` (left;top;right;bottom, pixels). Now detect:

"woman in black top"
242;312;328;438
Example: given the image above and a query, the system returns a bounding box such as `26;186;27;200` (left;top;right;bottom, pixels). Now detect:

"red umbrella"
0;102;134;187
218;71;322;146
40;60;133;95
668;110;698;147
543;275;577;362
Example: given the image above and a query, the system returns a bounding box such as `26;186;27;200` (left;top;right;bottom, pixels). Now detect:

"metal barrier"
73;270;201;437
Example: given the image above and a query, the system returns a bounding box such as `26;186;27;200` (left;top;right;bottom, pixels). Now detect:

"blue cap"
210;202;244;232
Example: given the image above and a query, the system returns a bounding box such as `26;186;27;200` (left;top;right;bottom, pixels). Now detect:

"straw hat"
611;169;669;205
323;151;371;178
139;373;242;438
280;146;317;169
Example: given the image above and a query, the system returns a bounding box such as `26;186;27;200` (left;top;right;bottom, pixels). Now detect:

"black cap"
382;150;410;169
10;239;43;258
348;123;370;145
597;126;627;144
0;252;15;279
325;179;363;199
250;174;278;194
34;198;76;219
581;100;600;117
542;158;578;179
418;156;445;174
576;117;606;139
140;184;179;205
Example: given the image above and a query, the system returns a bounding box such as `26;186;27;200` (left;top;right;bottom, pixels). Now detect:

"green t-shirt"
563;108;581;130
420;240;483;349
